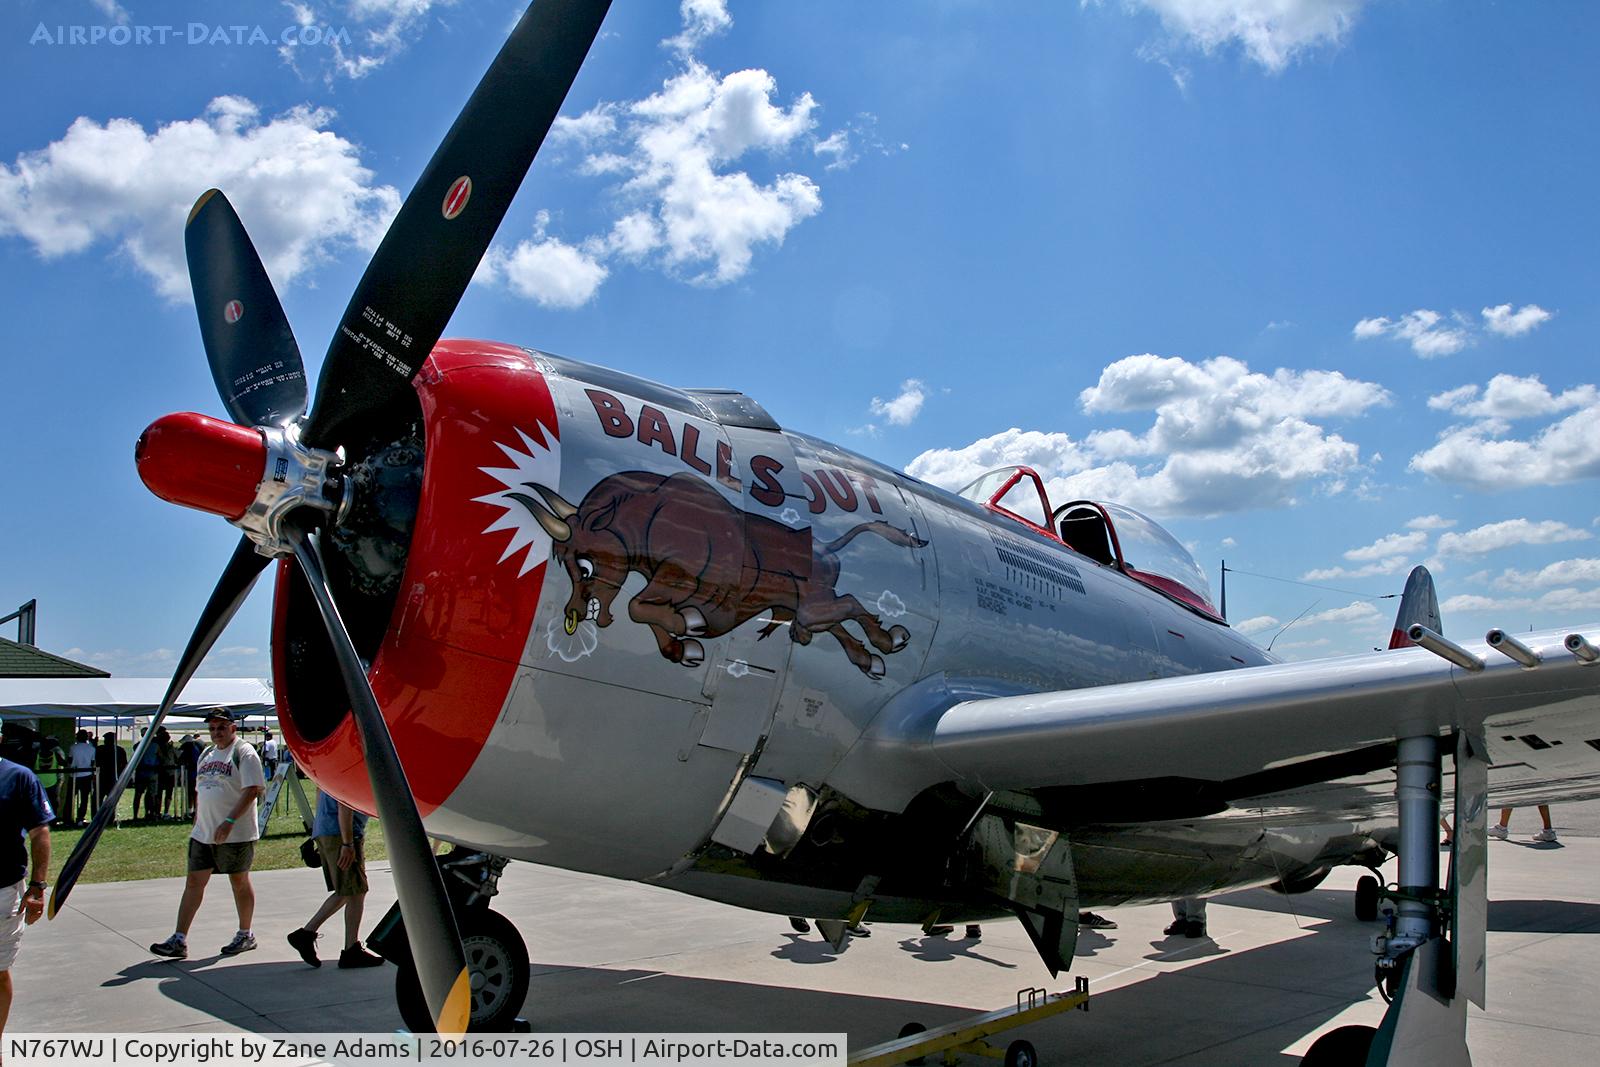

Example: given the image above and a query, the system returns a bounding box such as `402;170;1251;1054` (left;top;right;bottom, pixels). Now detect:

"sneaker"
149;934;187;959
1163;919;1187;936
338;942;385;969
220;932;257;957
1533;828;1558;843
1488;824;1509;840
788;917;811;934
1183;920;1207;939
846;923;871;938
1079;911;1118;930
965;924;983;940
925;924;955;937
287;928;321;968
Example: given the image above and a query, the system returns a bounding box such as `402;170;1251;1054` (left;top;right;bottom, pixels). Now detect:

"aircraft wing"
927;624;1600;818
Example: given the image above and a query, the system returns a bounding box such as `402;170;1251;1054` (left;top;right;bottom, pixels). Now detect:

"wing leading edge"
929;625;1600;813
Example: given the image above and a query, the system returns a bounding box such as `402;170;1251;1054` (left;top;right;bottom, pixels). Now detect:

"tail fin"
1388;565;1441;649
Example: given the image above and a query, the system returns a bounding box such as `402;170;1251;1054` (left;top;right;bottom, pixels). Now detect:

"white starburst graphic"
473;423;562;577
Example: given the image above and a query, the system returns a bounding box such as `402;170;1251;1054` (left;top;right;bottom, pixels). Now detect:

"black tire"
394;908;531;1033
1004;1039;1038;1067
1354;875;1381;922
898;1023;926;1066
1267;865;1332;895
1299;1024;1375;1066
395;962;432;1035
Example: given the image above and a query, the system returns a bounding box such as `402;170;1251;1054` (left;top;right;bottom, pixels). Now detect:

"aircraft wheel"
1004;1039;1038;1067
1354;875;1381;922
395;908;531;1033
395;963;431;1035
1298;1024;1375;1065
898;1023;926;1066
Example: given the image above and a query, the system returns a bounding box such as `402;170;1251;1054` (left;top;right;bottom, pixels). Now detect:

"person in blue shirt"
0;757;53;1042
285;791;384;969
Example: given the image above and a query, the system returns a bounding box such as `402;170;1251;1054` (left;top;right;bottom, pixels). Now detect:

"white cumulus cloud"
480;210;609;309
869;379;928;427
911;354;1388;518
1108;0;1369;73
1352;309;1470;358
1343;531;1428;562
908;429;1092;493
666;0;733;57
1303;601;1382;626
281;0;461;81
1442;588;1600;617
1410;378;1600;490
490;5;844;306
1481;302;1552;337
1301;529;1428;581
1435;519;1592;558
1425;374;1596;421
1492;558;1600;590
0;97;399;301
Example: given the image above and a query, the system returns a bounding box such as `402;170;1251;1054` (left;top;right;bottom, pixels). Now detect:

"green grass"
47;783;388;886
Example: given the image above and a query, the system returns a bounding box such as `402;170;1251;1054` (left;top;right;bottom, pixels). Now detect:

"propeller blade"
185;189;308;427
287;529;470;1037
302;0;612;451
50;536;269;918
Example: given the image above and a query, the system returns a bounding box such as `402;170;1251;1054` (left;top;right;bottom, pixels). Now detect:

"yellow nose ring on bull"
564;608;579;635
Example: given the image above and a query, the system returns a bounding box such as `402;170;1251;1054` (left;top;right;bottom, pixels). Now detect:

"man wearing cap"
149;711;265;959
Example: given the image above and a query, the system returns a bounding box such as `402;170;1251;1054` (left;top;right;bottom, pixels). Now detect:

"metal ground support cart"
850;979;1091;1067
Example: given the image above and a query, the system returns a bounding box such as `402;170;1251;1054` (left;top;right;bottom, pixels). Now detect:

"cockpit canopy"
957;465;1221;622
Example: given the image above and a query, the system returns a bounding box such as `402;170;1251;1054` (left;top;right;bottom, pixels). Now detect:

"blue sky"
1;0;1596;679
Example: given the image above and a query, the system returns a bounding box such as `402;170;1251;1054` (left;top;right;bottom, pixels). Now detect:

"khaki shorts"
187;837;256;874
0;879;26;970
315;835;369;896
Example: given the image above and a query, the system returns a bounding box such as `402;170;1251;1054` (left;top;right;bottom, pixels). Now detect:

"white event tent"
0;677;276;725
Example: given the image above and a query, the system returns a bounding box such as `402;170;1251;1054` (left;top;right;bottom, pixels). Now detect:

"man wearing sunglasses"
149;710;266;959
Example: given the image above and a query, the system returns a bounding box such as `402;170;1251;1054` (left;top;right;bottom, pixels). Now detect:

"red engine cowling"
272;340;559;818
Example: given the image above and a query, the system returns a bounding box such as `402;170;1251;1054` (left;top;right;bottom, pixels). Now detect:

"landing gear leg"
1344;735;1465;1067
375;849;532;1033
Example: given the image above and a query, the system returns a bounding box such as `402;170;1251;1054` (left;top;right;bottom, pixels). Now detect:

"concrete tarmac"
14;809;1599;1065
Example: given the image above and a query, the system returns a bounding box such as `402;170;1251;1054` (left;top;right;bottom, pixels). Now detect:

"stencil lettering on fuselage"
974;531;1086;618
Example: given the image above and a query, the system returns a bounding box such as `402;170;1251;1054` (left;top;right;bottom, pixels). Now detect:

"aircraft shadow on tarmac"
117;886;1596;1063
521;917;1384;1066
1486;898;1600;933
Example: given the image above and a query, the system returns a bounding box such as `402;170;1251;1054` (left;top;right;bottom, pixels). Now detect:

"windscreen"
1102;502;1217;614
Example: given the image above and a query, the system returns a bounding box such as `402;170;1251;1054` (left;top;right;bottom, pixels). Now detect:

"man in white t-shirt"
260;730;279;782
65;730;96;825
149;711;266;959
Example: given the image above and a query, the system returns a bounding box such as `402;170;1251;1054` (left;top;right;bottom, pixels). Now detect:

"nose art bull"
511;471;926;678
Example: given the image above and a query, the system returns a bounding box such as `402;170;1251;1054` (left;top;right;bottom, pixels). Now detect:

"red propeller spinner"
135;412;268;521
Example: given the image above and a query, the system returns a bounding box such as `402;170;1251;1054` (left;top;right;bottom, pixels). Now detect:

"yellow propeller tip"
186;188;220;226
437;967;473;1039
